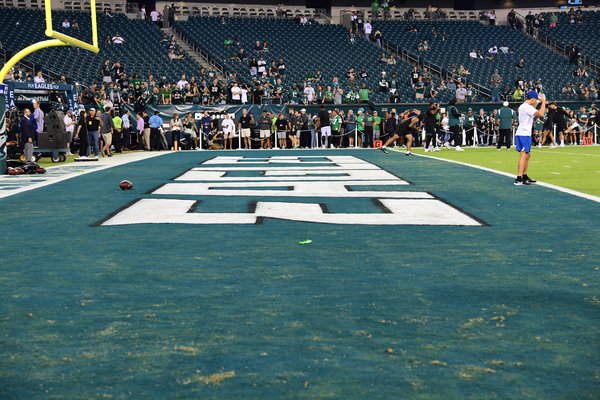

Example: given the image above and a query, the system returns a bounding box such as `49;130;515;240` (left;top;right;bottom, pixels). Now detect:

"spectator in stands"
112;34;125;45
455;84;467;103
150;9;160;27
33;71;44;83
373;30;382;47
62;18;70;29
371;1;380;20
567;44;580;65
359;83;370;104
515;58;525;69
363;20;372;41
588;80;598;101
414;76;425;100
418;40;430;52
457;65;470;76
548;12;558;28
499;44;510;54
237;48;247;61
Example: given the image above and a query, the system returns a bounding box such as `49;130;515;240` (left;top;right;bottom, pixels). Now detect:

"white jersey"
515;102;538;137
221;118;235;133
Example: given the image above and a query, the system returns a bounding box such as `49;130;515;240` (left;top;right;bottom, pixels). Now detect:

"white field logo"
101;156;483;226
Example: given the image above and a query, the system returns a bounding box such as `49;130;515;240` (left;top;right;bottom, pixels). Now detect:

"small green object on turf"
299;240;312;245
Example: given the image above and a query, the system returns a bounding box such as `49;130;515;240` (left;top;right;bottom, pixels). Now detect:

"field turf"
408;145;600;197
0;149;599;399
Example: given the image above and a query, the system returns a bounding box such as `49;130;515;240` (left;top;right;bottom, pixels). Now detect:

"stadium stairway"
162;27;226;81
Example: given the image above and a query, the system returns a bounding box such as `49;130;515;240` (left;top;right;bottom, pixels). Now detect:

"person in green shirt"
330;110;342;148
373;111;382;142
358;83;370;104
356;109;365;147
371;1;380;20
324;86;334;104
112;110;123;153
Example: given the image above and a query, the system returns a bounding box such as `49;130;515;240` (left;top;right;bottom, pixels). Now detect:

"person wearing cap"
497;101;516;150
514;90;546;185
112;110;123;153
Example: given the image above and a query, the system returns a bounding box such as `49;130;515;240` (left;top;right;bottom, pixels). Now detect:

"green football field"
406;145;600;197
0;149;599;399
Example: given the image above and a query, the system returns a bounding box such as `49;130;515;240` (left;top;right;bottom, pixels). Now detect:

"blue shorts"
515;136;532;153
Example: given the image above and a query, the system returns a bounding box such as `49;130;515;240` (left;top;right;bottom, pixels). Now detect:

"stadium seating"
538;11;600;66
0;7;200;84
173;16;440;103
374;19;597;100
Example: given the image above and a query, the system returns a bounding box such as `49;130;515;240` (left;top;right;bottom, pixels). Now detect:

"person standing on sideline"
136;112;144;150
275;113;289;149
142;110;151;150
170;113;183;151
31;99;44;144
497;101;516;150
447;98;464;151
221;114;235;150
149;110;164;151
424;102;440;152
20;108;36;162
63;110;75;155
112;110;123;153
75;109;89;158
317;105;331;148
86;108;101;159
121;110;131;150
514;91;546;185
100;106;114;157
238;109;253;149
258;110;272;149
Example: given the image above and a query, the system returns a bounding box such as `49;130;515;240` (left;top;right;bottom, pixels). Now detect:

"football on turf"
7;168;18;175
36;167;46;174
119;180;134;190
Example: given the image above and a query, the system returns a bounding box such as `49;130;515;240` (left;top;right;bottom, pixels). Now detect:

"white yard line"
390;149;600;203
0;152;168;199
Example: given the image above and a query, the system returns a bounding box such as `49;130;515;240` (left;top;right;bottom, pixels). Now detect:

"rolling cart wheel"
59;154;67;162
51;154;61;163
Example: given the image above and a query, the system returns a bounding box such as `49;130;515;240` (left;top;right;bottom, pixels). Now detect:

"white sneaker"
424;148;431;152
560;144;565;147
456;146;464;151
78;155;88;159
537;144;542;149
434;147;440;152
444;142;451;149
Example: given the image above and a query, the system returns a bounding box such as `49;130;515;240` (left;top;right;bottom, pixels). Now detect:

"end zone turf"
0;150;598;399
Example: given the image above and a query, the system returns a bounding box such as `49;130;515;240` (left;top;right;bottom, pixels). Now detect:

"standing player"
424;102;440;152
514;91;546;185
380;109;422;156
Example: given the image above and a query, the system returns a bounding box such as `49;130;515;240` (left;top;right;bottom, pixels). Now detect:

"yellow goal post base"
0;0;99;82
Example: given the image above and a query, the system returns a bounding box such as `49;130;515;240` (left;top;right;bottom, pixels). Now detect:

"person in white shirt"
240;85;248;104
112;34;125;45
62;18;71;29
363;21;372;41
140;5;146;20
303;83;315;104
469;50;478;59
230;82;242;104
177;74;188;90
300;16;308;25
488;46;498;54
221;114;235;150
33;71;45;83
63;110;75;155
150;10;160;27
514;91;546;185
